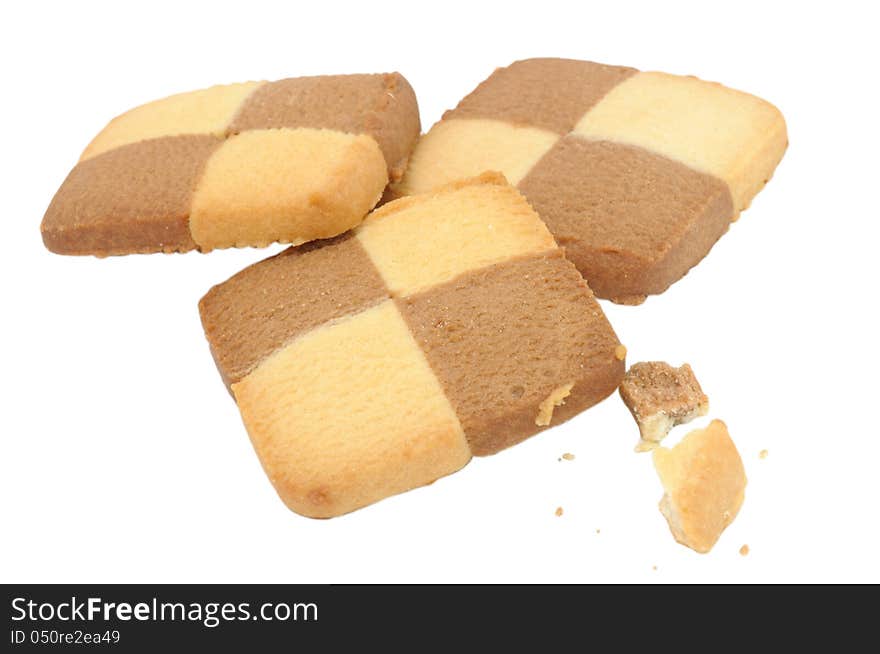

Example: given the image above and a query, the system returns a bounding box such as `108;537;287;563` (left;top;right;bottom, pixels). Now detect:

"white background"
2;0;878;584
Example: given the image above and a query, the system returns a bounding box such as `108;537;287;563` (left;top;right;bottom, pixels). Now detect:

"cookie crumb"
561;452;575;461
555;507;564;517
652;565;658;571
739;544;750;556
619;361;709;447
653;420;746;553
759;449;768;460
615;344;627;361
535;382;574;426
634;439;657;453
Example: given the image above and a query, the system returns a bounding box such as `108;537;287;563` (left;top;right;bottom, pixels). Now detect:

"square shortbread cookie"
42;73;420;256
199;174;625;518
393;59;787;304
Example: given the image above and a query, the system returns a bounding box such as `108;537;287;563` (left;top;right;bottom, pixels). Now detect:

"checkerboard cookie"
393;59;787;304
199;173;624;518
42;73;420;256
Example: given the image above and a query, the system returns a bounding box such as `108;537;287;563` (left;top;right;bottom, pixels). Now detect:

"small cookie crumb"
634;439;657;453
555;507;564;517
739;544;750;556
535;382;574;426
561;452;575;461
615;344;627;361
652;565;658;571
759;449;768;460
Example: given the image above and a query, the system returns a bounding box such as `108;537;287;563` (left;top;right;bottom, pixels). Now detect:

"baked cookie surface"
199;174;625;517
393;58;787;304
42;73;420;256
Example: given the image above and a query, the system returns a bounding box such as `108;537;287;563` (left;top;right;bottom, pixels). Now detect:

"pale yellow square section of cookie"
80;82;263;161
395;118;559;196
232;300;471;518
189;127;387;251
357;173;557;296
573;72;787;212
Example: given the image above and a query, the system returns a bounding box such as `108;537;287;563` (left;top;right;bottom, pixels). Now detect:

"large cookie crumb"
619;361;709;449
653;419;746;553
